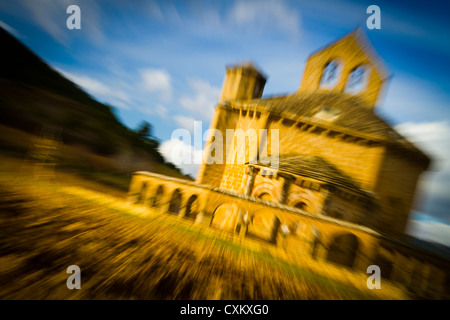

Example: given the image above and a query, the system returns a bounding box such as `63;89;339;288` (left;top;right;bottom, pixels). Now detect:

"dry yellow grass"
0;163;408;300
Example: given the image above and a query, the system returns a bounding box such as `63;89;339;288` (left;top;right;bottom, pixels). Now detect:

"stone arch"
184;194;199;220
319;59;343;89
135;182;148;204
344;64;370;94
168;188;183;215
247;210;281;243
293;201;307;210
287;191;315;212
211;203;240;232
151;185;165;208
326;232;359;268
252;183;276;202
257;192;273;201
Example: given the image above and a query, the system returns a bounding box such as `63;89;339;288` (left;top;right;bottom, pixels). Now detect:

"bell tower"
219;62;267;102
298;29;389;108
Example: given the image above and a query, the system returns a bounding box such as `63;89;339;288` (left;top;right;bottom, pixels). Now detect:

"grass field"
0;156;408;300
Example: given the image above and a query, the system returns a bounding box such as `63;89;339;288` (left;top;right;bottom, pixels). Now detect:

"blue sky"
1;0;449;245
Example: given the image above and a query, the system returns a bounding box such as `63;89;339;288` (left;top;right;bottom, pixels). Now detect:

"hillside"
0;27;188;189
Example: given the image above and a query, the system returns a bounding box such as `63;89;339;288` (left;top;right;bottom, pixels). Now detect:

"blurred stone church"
197;29;430;239
130;29;450;298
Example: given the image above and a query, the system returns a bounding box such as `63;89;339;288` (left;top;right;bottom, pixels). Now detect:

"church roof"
232;91;430;166
254;154;371;197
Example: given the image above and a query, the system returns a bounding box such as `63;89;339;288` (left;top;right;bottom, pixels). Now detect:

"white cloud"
229;0;302;38
138;104;168;118
381;74;450;121
0;20;24;39
58;69;131;108
153;104;168;118
107;99;131;110
174;115;198;133
145;2;182;24
20;0;68;44
179;79;220;120
394;121;450;172
394;121;450;203
65;73;109;95
146;1;164;21
159;139;202;178
141;68;172;101
406;219;450;247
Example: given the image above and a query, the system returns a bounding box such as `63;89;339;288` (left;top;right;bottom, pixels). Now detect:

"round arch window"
294;201;307;210
344;65;370;94
319;60;342;89
257;192;273;202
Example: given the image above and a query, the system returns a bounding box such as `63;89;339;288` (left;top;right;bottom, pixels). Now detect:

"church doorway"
151;185;164;208
326;233;359;268
135;182;147;204
168;189;182;215
184;194;199;220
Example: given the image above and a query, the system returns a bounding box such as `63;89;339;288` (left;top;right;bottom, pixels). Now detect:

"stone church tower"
196;29;431;239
